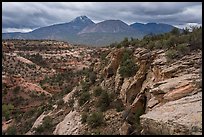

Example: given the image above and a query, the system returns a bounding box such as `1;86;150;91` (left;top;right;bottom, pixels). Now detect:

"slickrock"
53;110;82;135
140;92;202;135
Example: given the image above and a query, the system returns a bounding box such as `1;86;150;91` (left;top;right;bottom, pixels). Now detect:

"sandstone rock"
103;48;123;78
53;110;82;135
140;92;202;135
163;83;196;101
114;66;123;93
63;86;78;103
150;74;197;95
147;96;159;109
119;122;131;135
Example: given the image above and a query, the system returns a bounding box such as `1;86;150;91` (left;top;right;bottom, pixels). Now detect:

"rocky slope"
2;38;202;135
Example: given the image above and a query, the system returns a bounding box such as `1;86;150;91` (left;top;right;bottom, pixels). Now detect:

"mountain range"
2;16;179;46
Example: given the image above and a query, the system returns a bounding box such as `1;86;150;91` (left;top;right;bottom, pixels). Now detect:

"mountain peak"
71;15;94;24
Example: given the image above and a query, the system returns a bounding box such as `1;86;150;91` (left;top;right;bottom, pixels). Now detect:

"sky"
2;2;202;33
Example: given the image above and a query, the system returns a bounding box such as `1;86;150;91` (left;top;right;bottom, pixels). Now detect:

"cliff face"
50;47;201;135
2;40;202;135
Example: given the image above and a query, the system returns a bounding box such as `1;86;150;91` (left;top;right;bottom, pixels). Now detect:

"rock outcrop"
53;110;83;135
140;92;202;135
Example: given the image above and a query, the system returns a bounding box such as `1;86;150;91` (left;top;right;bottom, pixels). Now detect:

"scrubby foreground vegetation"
2;26;202;135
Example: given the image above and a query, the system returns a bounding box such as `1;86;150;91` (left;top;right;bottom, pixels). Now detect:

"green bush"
154;40;163;49
119;59;138;78
189;27;202;50
81;113;88;124
81;81;90;92
165;35;178;49
97;90;110;112
13;86;20;94
2;104;14;121
114;99;125;112
134;107;144;124
68;98;74;107
93;86;103;97
165;49;178;60
6;126;16;135
78;92;90;106
120;37;130;47
43;116;53;129
57;99;64;106
34;116;53;134
147;41;155;50
170;27;180;35
176;43;190;55
89;72;97;84
33;125;44;133
87;111;104;128
119;49;138;78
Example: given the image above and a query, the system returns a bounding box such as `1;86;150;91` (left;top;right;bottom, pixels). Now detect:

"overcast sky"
2;2;202;33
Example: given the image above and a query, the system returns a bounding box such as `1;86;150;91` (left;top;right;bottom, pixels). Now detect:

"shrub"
6;126;16;135
93;86;103;97
147;41;155;50
34;116;53;134
57;99;64;106
114;99;125;112
165;49;178;60
154;40;163;49
119;49;138;78
81;81;89;92
176;43;190;55
170;27;180;35
120;37;130;47
119;59;138;78
68;98;74;107
189;27;202;50
89;72;97;84
81;113;88;124
34;125;44;133
13;86;20;94
109;42;118;48
43;116;53;129
97;90;110;112
2;104;14;121
165;35;178;49
87;111;104;128
134;107;144;124
63;88;72;95
78;92;90;106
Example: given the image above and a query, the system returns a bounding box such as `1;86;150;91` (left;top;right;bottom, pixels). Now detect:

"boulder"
53;110;82;135
140;92;202;135
119;122;131;135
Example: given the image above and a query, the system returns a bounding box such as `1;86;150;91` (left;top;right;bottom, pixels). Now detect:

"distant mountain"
2;16;179;46
3;16;95;42
79;20;139;34
130;22;176;34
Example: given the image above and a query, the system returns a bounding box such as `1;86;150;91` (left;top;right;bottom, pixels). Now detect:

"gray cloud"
2;2;202;32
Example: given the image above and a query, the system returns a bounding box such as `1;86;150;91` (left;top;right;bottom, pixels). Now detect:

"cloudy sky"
2;2;202;33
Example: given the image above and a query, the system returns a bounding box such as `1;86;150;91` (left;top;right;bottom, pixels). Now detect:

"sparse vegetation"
81;112;88;124
165;49;178;60
87;111;104;128
33;116;53;134
93;86;103;97
6;126;17;135
119;49;138;78
97;90;110;112
13;86;20;94
78;91;90;106
113;99;125;112
2;104;14;121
